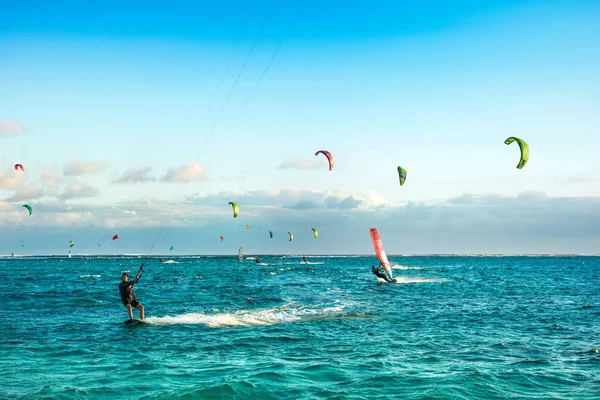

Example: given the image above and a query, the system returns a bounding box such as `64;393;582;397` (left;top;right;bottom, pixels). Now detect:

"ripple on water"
0;256;599;399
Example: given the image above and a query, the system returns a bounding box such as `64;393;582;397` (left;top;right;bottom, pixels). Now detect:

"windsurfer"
255;257;261;264
303;256;307;264
372;265;393;282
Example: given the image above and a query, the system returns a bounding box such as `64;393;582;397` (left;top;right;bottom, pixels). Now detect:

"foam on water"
392;276;447;284
143;305;348;328
391;263;423;270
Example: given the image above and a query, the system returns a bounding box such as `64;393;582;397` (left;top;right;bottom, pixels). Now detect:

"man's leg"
126;304;133;320
136;303;145;319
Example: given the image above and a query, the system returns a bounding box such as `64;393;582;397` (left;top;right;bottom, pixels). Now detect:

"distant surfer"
119;263;145;321
255;257;261;264
159;258;165;264
303;256;307;264
372;265;394;283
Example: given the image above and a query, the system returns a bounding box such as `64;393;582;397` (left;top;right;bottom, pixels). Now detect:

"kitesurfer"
255;257;261;264
372;265;393;282
119;263;145;321
303;256;307;264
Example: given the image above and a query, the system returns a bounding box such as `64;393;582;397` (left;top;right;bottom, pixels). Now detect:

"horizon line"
2;253;599;258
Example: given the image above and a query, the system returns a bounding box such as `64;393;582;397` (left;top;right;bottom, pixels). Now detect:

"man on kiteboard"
119;263;145;321
372;265;394;283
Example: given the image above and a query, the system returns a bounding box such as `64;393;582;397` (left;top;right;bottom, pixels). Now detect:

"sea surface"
1;255;599;399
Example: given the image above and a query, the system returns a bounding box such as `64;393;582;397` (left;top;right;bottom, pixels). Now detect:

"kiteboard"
369;228;393;281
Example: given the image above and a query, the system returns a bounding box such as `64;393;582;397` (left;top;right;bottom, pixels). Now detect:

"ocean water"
1;255;599;399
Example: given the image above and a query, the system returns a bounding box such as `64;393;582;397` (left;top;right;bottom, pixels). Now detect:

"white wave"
142;305;347;328
391;263;422;270
392;276;446;284
160;260;177;264
79;274;100;278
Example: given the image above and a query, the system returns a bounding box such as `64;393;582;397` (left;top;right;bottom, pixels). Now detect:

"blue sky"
1;0;599;255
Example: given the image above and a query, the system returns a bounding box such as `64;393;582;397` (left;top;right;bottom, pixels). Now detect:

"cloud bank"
0;189;598;254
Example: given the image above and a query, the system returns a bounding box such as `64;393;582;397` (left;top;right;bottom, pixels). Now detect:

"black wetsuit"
372;266;392;282
119;281;140;308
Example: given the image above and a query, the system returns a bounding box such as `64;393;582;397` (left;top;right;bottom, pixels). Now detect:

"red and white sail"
369;228;392;280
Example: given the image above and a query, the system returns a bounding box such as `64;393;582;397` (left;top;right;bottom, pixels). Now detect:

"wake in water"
391;263;423;270
375;275;446;284
391;276;446;284
141;304;351;328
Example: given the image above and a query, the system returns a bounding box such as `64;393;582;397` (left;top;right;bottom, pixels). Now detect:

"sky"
1;0;599;255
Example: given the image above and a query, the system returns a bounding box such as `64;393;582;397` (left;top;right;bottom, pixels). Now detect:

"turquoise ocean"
1;255;599;399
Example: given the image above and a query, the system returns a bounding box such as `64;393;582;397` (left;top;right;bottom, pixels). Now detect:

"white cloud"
163;163;205;183
58;182;100;200
0;120;26;136
63;159;106;176
113;167;156;183
278;156;324;170
42;167;61;190
4;187;45;202
0;169;25;189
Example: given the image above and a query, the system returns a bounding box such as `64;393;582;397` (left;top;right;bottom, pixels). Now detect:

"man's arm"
133;263;145;283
